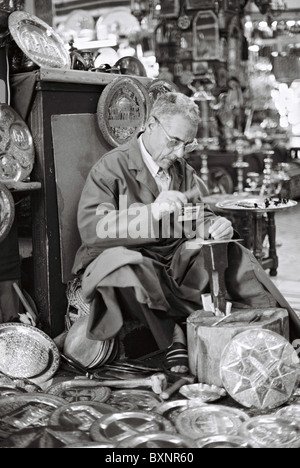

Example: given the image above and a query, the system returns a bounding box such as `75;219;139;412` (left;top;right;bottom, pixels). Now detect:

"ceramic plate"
9;11;71;69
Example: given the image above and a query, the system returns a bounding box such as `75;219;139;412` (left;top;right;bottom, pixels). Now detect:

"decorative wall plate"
8;11;71;69
90;411;175;443
97;77;150;147
146;78;179;108
46;379;111;404
220;329;300;410
0;181;14;243
0;104;35;182
114;56;147;77
0;323;60;384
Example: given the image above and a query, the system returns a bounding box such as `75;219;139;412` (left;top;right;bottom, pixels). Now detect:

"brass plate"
97;76;150;147
0;104;34;182
216;198;298;213
239;415;300;448
146;79;179;108
220;329;299;410
0;181;14;243
175;405;249;440
179;383;226;402
46;379;111;403
8;11;71;69
106;390;162;412
276;404;300;422
0;323;60;384
48;401;115;432
90;411;175;443
119;432;196;449
195;435;253;449
114;56;147;77
0;393;66;440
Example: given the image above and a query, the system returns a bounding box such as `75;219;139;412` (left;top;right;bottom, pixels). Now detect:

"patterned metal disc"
238;415;300;448
119;432;196;449
220;329;300;410
195;435;254;448
46;379;111;404
106;390;162;412
175;405;249;440
155;399;206;425
276;404;300;423
48;401;115;433
0;181;14;243
97;76;150;147
146;78;179;108
90;411;175;444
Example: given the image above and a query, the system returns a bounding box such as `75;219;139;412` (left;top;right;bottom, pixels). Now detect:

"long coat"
73;137;300;342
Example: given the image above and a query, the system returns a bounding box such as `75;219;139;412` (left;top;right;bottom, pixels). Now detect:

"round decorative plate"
216;197;298;213
0;181;14;243
146;78;179;108
114;56;147;77
97;76;150;147
276;404;300;422
175;405;249;440
155;399;206;424
195;435;254;449
106;389;162;412
0;393;66;440
220;329;300;410
8;11;71;69
90;411;175;444
0;104;35;182
0;323;61;384
238;415;300;448
119;432;196;449
46;379;111;404
48;401;115;433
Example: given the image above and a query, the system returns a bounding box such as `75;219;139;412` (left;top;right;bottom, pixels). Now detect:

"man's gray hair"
150;92;201;126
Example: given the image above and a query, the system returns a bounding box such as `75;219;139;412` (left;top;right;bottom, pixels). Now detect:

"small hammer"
160;374;196;400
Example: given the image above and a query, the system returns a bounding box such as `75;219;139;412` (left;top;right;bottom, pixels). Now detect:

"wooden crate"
187;308;289;387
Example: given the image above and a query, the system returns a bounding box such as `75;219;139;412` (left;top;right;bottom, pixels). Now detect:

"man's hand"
152;190;187;220
209;217;234;240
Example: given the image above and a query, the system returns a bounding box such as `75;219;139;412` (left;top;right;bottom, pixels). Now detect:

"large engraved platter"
0;181;14;243
106;389;162;412
46;379;111;404
0;104;35;182
97;76;150;147
220;329;300;410
8;11;71;69
146;79;179;108
0;323;60;384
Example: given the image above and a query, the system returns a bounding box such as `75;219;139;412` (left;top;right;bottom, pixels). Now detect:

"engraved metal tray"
119;432;197;448
175;405;250;440
97;76;150;148
276;404;300;422
46;379;111;403
146;78;179;108
220;329;300;410
0;104;35;182
0;323;61;384
238;415;300;448
90;411;175;443
0;181;14;243
155;399;206;424
195;435;254;448
216;197;297;213
106;389;163;412
8;11;71;69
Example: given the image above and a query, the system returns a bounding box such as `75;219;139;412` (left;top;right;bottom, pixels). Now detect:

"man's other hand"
209;217;234;240
152;190;187;220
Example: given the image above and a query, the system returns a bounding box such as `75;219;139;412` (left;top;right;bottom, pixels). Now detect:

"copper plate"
8;11;71;69
0;323;60;384
0;181;14;243
48;401;115;432
46;379;111;403
0;104;35;182
106;389;162;412
175;405;249;440
97;76;150;147
195;435;253;449
276;404;300;422
119;432;196;449
146;79;179;108
216;198;298;213
0;393;65;440
90;411;175;443
220;329;299;410
114;56;147;77
238;415;300;448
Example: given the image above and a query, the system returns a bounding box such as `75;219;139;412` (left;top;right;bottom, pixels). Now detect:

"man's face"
149;114;198;170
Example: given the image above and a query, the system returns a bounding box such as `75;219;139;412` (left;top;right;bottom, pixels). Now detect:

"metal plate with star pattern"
174;405;249;440
238;415;300;448
90;411;175;444
220;329;300;410
46;379;111;404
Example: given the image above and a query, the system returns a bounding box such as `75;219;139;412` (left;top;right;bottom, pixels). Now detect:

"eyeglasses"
154;116;199;154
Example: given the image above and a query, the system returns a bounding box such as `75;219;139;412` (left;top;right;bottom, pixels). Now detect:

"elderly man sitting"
72;92;300;374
